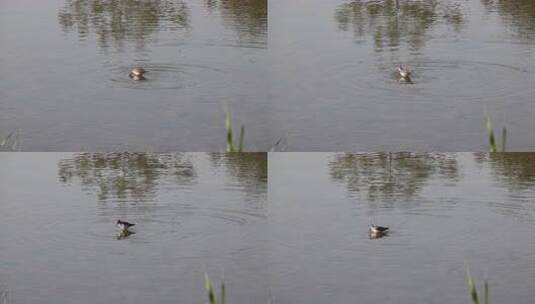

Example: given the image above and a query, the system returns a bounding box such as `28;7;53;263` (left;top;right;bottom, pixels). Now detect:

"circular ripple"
337;58;532;104
377;59;531;101
109;62;226;90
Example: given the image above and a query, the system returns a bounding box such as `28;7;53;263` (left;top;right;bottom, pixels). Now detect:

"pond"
269;152;535;303
3;153;535;303
0;152;268;304
269;0;535;151
2;0;535;151
0;0;268;151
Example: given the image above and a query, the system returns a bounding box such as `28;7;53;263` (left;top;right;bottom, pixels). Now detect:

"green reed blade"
221;281;226;304
238;124;245;153
484;280;489;304
501;125;507;152
225;111;235;153
484;111;497;153
204;273;217;304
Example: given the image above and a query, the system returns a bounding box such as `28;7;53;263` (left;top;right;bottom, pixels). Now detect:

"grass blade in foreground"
204;273;226;304
225;111;244;152
484;111;506;152
204;273;217;304
0;287;8;304
466;268;489;304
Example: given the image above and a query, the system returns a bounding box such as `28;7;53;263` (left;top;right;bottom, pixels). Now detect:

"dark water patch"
334;0;467;51
328;152;460;202
204;0;267;45
481;0;535;44
58;0;191;49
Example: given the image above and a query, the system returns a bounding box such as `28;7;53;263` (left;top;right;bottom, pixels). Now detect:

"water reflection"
116;229;135;240
475;153;535;222
329;153;459;203
204;0;267;45
57;0;190;48
481;0;535;42
58;152;196;202
0;153;268;303
475;153;535;190
334;0;464;50
269;153;535;303
208;152;268;203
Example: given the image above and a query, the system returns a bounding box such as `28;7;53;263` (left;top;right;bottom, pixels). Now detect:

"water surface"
3;152;535;303
0;0;267;151
269;152;535;303
0;152;268;304
269;0;535;150
4;0;535;150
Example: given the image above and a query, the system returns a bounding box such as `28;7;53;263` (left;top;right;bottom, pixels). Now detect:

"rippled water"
0;0;267;151
3;153;535;303
269;153;535;303
0;153;267;304
269;0;535;151
2;0;535;150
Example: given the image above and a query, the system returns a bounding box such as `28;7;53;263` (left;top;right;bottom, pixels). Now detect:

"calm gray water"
3;153;535;303
269;153;535;303
269;0;535;150
3;0;535;151
0;0;268;151
0;153;268;304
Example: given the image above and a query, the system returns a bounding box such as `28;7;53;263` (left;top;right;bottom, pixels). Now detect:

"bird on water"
397;64;412;82
129;67;146;81
116;220;135;231
369;224;389;239
369;224;389;234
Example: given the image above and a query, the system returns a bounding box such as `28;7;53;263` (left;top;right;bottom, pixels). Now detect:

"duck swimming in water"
129;67;146;81
369;224;389;234
397;64;412;82
369;224;389;239
117;220;135;231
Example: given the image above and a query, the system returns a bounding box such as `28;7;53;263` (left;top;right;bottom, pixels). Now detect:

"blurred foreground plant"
485;111;506;152
467;268;489;304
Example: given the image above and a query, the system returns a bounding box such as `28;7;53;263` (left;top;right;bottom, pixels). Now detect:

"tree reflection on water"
474;153;535;191
473;153;535;222
481;0;535;43
328;152;459;204
334;0;465;51
208;152;267;207
58;0;190;48
58;152;196;202
203;0;267;45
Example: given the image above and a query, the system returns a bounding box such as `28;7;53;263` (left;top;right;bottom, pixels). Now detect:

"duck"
397;64;412;81
369;224;389;235
129;67;146;81
116;220;135;231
